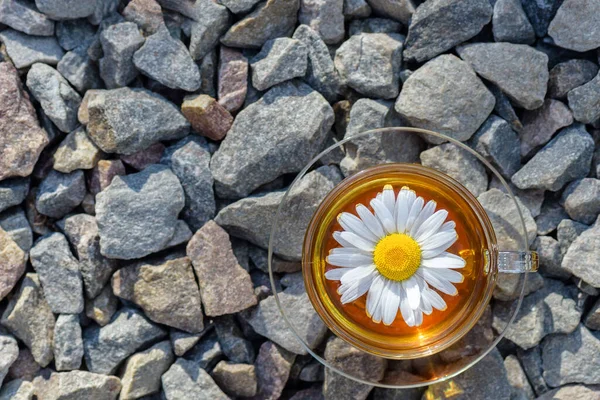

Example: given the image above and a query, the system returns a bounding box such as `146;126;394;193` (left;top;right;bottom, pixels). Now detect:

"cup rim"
302;162;499;359
267;126;531;388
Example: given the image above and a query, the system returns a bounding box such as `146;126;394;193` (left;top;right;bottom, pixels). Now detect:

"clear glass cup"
268;127;538;389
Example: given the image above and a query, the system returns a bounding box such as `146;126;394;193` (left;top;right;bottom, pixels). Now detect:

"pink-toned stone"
0;227;27;301
218;47;248;113
182;94;233;141
251;341;295;400
520;99;574;157
0;62;49;181
123;0;164;35
186;220;257;316
120;142;165;170
88;160;126;195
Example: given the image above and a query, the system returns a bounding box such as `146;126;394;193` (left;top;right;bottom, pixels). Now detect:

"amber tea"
303;163;499;359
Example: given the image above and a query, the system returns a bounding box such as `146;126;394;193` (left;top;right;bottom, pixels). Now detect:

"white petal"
339;231;375;252
371;198;396;234
371;279;388;323
409;200;436;238
421;252;466;269
333;231;354;248
439;221;456;233
414;308;423;326
405;197;424;233
419;269;458;296
338;212;379;243
340;265;376;286
325;268;349;280
394;187;412;234
414;210;448;242
399;288;415;327
326;253;373;268
422;287;447;311
420;293;433;315
356;204;385;239
330;247;371;256
420;231;458;259
339;268;376;303
366;275;384;317
382;185;396;215
402;276;421;310
382;281;401;325
426;267;464;283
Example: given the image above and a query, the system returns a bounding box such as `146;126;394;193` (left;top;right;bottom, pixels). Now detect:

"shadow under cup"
302;163;500;359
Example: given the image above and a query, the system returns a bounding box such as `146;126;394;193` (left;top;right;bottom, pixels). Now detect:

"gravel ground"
1;0;600;399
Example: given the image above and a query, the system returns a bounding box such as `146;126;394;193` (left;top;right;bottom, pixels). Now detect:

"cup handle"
497;251;539;273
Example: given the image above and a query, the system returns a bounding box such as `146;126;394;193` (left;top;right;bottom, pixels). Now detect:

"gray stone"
57;45;103;93
161;137;215;232
184;331;223;369
35;170;86;219
53;127;104;173
0;62;49;181
219;0;262;14
299;0;344;44
251;38;308;91
0;379;34;400
365;0;414;24
89;0;120;25
493;278;580;349
536;385;600;400
0;29;64;68
211;81;333;199
122;0;164;36
0;0;54;36
519;99;573;158
335;32;402;99
99;22;145;88
477;189;537;250
53;314;83;371
83;307;167;374
512;125;594;191
214;315;254;364
253;341;296;400
517;347;548;396
548;0;600;52
421;143;488;197
586;298;600;330
504;355;535;400
198;50;218;97
216;165;341;260
557;218;589;256
29;233;84;314
56;20;95;51
290;387;325;400
0;330;18;387
112;256;204;333
87;13;125;61
548;59;599;99
134;26;201;91
323;336;387;400
0;208;33;252
535;236;569;279
292;24;341;102
521;0;562;37
87;88;190;155
119;142;165;170
211;361;257;398
562;222;600;288
26;63;81;133
161;358;229;400
348;17;400;36
221;0;299;48
57;214;118;299
542;324;600;386
1;274;55;367
186;0;230;61
0;178;28;213
34;0;95;19
187;220;257;316
85;285;118;327
493;269;545;301
403;0;492;62
244;283;328;355
469;115;521;178
249;246;301;273
120;341;174;400
343;0;371;18
457;42;548;110
536;201;569;235
492;0;535;44
562;178;600;224
395;54;495;143
568;71;600;124
487;82;523;133
96;164;185;259
33;370;121;400
170;330;203;357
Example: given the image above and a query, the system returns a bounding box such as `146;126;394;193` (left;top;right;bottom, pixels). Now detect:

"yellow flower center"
373;233;421;281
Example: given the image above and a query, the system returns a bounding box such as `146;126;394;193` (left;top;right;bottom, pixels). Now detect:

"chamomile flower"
325;185;466;327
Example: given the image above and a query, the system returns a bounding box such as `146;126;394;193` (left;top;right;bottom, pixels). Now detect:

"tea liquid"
305;164;495;354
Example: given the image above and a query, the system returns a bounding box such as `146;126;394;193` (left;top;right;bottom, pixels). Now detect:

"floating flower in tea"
325;185;466;327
